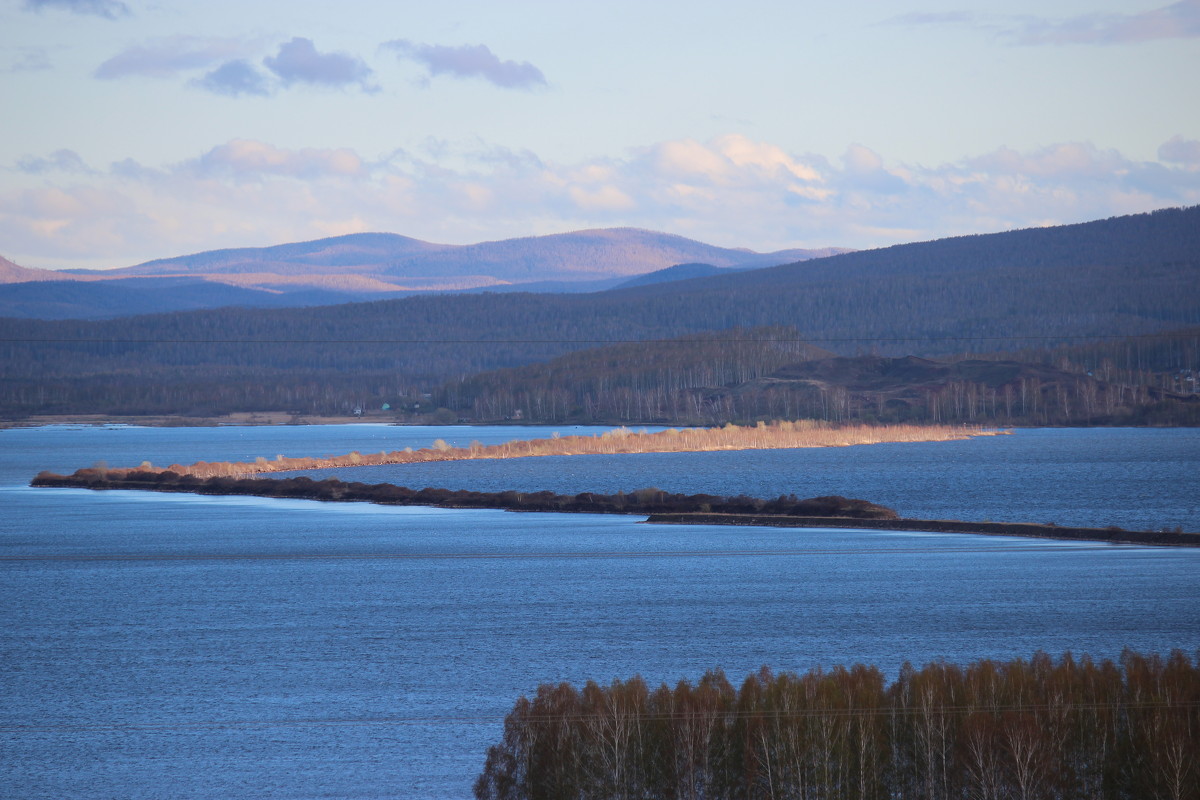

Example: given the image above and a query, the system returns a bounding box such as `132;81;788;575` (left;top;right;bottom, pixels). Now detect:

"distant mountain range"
2;205;1196;421
0;229;847;320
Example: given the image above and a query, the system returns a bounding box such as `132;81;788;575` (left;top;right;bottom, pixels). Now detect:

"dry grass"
132;421;1005;479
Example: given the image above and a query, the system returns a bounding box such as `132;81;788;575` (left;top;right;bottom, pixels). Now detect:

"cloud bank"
384;40;546;89
4;134;1198;267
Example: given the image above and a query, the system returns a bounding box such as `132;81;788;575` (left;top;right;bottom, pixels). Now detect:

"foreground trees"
475;651;1200;800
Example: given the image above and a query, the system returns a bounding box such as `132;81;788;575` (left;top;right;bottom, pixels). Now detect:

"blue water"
294;428;1200;532
2;425;1198;799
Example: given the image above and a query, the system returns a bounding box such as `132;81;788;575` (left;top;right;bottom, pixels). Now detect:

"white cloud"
964;142;1126;178
95;36;251;79
649;139;732;182
1159;135;1200;165
93;36;376;96
568;184;635;212
263;37;376;92
193;60;272;97
3;135;1198;268
384;40;546;89
17;149;91;174
192;140;366;180
717;134;821;182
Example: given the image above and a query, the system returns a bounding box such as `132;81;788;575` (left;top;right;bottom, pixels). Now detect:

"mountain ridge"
0;228;846;319
1;205;1196;420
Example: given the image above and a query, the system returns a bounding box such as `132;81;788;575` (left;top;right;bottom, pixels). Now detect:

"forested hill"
0;206;1197;418
668;204;1199;287
433;326;1200;426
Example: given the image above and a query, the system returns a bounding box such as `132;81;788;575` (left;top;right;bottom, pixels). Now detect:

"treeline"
475;651;1200;800
30;469;898;519
1;207;1197;419
1006;326;1200;396
436;327;831;423
433;333;1200;427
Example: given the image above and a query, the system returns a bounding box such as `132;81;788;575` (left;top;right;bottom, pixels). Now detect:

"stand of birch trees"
475;651;1199;800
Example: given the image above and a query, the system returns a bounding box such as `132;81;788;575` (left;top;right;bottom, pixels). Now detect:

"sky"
2;0;1198;269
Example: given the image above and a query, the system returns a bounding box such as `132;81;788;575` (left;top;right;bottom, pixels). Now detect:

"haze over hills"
112;228;842;281
0;255;63;284
1;205;1196;421
0;229;846;319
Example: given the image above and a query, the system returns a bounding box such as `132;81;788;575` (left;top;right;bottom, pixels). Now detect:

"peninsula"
30;469;1199;547
82;420;999;479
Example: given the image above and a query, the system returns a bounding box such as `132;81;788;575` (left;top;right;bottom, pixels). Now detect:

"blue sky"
2;0;1198;269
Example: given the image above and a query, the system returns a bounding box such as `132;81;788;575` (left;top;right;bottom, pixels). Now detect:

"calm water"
2;425;1198;799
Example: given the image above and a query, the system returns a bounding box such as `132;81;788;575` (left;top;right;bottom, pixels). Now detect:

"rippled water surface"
2;425;1198;799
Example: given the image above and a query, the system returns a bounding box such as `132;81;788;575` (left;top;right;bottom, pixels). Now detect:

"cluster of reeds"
116;421;997;479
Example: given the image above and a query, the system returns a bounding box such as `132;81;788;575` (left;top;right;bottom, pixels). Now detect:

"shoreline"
0;412;398;429
5;413;1198;432
29;470;1200;548
645;513;1200;547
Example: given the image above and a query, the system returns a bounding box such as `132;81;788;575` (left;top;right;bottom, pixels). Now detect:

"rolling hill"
0;206;1196;419
0;255;65;285
0;229;845;319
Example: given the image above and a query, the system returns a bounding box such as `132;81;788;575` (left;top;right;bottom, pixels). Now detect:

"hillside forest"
0;206;1196;424
474;651;1200;800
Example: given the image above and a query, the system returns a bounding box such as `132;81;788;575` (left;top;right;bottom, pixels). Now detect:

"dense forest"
475;651;1200;800
0;206;1196;420
432;327;1200;426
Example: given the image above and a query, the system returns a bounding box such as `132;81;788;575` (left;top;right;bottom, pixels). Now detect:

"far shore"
5;412;1197;432
0;412;401;429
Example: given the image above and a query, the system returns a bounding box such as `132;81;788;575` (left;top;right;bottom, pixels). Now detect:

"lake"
2;424;1198;799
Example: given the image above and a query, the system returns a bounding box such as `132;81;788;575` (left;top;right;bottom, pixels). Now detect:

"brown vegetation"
476;651;1200;800
92;420;997;479
30;468;1197;545
433;329;1200;427
29;469;899;520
